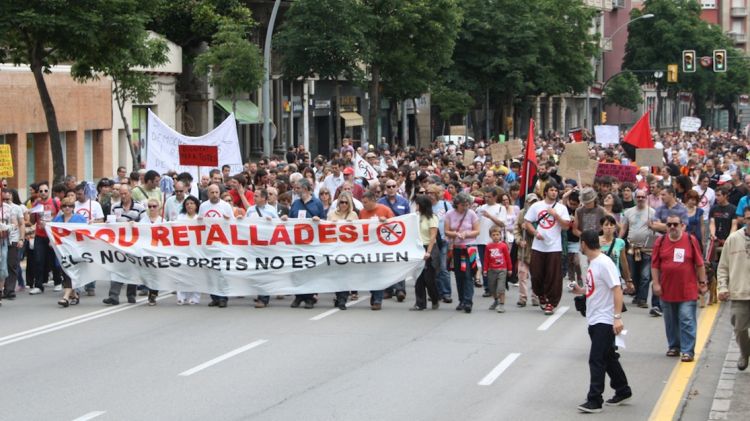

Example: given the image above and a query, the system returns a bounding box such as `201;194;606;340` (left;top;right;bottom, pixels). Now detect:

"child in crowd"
483;226;512;313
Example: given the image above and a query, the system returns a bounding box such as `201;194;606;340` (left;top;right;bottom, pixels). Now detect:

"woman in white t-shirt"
175;196;201;305
137;198;164;305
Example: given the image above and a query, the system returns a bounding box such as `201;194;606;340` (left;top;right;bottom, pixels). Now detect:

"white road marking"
309;295;370;321
71;411;106;421
536;306;570;331
0;293;174;348
178;339;268;376
478;353;521;386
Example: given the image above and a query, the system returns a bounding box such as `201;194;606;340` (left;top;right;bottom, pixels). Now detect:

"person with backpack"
651;214;708;363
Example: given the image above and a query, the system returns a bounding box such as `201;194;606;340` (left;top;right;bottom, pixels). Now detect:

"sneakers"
304;300;314;309
738;354;748;371
29;287;43;295
218;301;227;308
496;303;505;313
102;297;119;305
516;299;527;307
531;296;540;306
649;307;663;317
127;296;136;304
254;301;267;309
605;392;632;406
577;401;602;413
86;290;96;296
148;296;156;306
543;304;554;315
442;296;453;304
53;285;63;292
489;301;498;311
290;298;302;308
371;303;382;311
396;291;406;302
637;301;649;309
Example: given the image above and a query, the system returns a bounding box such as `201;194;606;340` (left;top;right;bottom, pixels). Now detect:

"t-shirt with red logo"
483;242;512;271
34;197;60;237
198;200;235;219
585;254;621;326
651;233;704;302
524;200;570;253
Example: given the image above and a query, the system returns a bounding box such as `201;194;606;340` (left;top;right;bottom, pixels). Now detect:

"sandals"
70;296;80;305
57;298;69;308
680;353;694;362
666;349;680;357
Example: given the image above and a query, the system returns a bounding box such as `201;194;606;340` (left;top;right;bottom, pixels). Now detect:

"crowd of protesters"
0;130;746;328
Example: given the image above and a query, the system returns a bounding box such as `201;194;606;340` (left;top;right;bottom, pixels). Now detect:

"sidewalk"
709;334;750;420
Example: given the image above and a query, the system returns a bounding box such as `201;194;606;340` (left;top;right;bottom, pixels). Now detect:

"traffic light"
714;49;727;72
683;50;696;73
601;111;607;124
667;64;678;83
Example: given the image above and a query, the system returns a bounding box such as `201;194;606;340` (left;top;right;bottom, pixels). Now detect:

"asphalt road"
0;282;727;421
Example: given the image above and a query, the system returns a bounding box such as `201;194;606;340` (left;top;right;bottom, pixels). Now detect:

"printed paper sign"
46;215;425;296
680;117;701;133
0;144;14;178
594;125;620;145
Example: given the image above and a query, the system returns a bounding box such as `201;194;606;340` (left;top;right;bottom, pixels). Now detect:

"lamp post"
262;0;282;157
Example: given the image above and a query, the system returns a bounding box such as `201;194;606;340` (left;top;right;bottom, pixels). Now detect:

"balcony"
730;32;747;44
732;7;748;17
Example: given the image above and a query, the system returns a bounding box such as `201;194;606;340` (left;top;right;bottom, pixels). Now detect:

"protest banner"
635;148;664;168
46;215;425;296
178;145;219;167
680;117;701;132
354;152;378;181
146;110;242;178
0;144;14;178
596;162;638;182
594;125;620;145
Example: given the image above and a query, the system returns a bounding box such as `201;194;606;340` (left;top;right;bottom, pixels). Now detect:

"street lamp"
603;14;654;51
262;0;282;157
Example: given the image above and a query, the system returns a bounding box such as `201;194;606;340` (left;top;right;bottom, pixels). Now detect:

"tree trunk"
368;64;381;148
335;82;341;148
412;97;421;147
29;47;65;184
113;78;140;171
655;84;662;132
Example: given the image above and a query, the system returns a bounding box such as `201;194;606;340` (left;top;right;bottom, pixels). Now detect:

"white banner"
354;152;378;181
680;116;701;132
594;125;620;145
146;109;243;177
46;215;425;296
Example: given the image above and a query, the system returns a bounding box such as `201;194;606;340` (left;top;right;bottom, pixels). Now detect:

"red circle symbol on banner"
376;221;406;245
537;210;556;229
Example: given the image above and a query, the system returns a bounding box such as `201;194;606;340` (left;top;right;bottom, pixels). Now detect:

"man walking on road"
572;230;631;413
717;207;750;371
651;214;708;363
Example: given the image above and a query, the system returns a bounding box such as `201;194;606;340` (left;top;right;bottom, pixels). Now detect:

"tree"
71;34;168;170
604;71;643;112
431;83;475;134
194;10;264;115
0;0;161;183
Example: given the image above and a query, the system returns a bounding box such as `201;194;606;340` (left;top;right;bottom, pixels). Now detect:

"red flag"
622;111;654;160
520;119;537;200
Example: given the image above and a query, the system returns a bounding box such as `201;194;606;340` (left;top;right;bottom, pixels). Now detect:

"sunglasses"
666;222;680;228
174;190;184;193
148;205;159;208
386;185;397;188
636;196;646;199
39;189;49;193
61;204;74;209
419;190;426;194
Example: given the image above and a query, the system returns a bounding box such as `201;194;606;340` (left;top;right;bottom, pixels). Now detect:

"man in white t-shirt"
74;183;104;223
164;181;188;221
198;184;234;220
572;230;631;413
692;174;715;222
476;186;507;296
322;159;345;196
523;182;570;315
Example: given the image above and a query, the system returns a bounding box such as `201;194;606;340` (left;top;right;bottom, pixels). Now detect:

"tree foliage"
0;0;162;182
194;9;264;110
604;71;643;111
431;83;475;121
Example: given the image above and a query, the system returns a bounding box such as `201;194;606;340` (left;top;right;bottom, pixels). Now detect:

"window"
702;1;717;8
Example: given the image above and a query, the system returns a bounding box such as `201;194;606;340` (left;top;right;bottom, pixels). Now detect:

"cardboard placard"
558;159;598;186
0;144;14;178
635;148;664;168
489;143;505;162
680;117;701;133
178;145;219;167
462;150;475;167
559;142;590;171
506;139;523;157
450;125;467;136
595;162;638;182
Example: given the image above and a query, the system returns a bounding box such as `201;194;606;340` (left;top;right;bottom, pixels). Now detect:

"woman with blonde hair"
52;197;87;307
327;191;359;309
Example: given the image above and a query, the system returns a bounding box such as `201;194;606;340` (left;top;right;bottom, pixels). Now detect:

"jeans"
661;300;697;356
370;290;384;305
587;323;631;405
627;252;660;308
477;244;488;292
437;240;452;297
33;236;61;290
453;248;475;307
3;241;21;294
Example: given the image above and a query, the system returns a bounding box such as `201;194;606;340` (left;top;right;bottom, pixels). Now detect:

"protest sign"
506;139;523;157
178;145;219;167
635;148;664;168
146;110;242;178
559;143;597;186
0;144;13;178
489;143;505;162
498;134;506;143
594;125;620;145
462;150;475;166
354;152;378;181
596;162;638;182
680;117;701;132
46;215;425;296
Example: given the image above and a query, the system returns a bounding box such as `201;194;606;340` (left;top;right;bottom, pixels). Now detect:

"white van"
435;135;475;147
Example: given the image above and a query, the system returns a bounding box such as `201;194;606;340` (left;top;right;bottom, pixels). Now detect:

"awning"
340;112;364;127
216;99;261;124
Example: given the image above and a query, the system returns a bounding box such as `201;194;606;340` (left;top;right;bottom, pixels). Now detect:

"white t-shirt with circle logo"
198;200;235;219
585;254;621;326
524;200;570;252
74;200;104;222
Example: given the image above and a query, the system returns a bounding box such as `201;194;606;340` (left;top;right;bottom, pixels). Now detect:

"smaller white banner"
354;152;378;181
680;117;701;132
594;125;620;145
